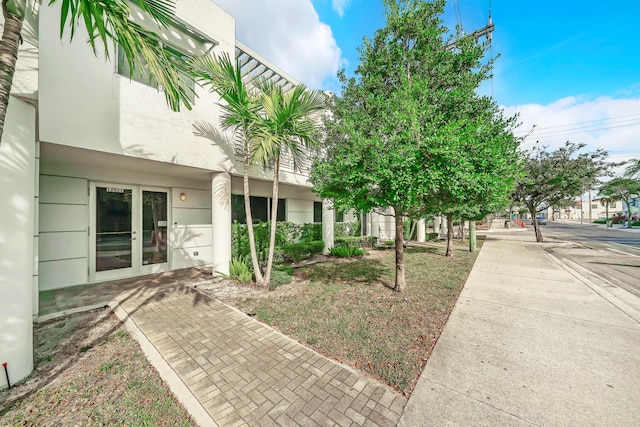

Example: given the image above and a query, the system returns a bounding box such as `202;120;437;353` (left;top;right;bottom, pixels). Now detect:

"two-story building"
0;0;408;388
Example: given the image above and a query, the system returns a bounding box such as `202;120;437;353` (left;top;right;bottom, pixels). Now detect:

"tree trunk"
0;3;25;142
393;207;406;292
527;203;543;242
445;213;454;257
625;200;632;228
264;156;280;288
243;139;263;284
469;220;476;252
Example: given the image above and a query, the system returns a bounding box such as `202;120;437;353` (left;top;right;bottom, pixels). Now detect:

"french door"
90;183;170;282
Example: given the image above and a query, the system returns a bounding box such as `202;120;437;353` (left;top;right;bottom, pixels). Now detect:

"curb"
545;251;640;324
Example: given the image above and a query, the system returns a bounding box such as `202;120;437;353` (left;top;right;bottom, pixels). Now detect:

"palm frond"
54;0;192;111
624;159;640;179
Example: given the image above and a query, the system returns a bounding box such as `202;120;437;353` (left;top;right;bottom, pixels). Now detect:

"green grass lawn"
235;238;481;395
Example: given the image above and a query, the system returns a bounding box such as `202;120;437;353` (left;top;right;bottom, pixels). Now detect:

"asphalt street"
539;220;640;254
533;220;640;301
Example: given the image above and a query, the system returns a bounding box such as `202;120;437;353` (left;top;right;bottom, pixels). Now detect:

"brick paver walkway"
113;283;406;426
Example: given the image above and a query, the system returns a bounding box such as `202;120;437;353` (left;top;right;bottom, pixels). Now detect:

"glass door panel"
96;187;133;272
142;190;168;266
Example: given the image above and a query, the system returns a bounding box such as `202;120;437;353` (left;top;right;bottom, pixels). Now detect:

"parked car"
536;216;547;225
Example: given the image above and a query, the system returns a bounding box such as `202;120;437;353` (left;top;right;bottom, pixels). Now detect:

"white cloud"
332;0;351;17
503;96;640;174
212;0;344;90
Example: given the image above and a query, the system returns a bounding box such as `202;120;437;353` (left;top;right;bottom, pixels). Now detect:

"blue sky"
312;0;640;107
215;0;640;165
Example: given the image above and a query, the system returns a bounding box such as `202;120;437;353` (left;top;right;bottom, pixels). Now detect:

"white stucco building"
0;0;407;388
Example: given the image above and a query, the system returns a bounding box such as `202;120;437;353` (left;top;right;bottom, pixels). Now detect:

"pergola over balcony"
235;40;298;93
233;41;312;176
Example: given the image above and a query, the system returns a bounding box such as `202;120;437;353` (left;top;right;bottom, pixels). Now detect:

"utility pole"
588;189;592;222
447;14;494;50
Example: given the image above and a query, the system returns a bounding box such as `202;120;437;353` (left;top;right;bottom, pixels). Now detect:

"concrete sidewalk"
399;227;640;426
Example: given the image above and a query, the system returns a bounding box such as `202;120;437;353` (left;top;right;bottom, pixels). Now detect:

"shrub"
299;223;322;242
232;221;297;268
329;246;365;257
426;232;439;241
269;269;292;290
335;236;377;249
280;241;324;263
228;257;252;283
334;220;360;239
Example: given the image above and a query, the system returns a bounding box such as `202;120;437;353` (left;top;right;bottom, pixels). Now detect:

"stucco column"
371;211;380;239
322;199;334;254
211;172;231;276
440;215;447;236
417;218;426;242
0;98;36;388
434;216;441;236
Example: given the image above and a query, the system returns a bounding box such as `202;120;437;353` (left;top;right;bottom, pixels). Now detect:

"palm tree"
190;52;266;284
251;81;326;286
599;177;640;228
625;159;640;180
0;0;193;142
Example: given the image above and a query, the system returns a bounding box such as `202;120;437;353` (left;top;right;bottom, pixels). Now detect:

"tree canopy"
599;177;640;227
513;142;613;242
312;0;520;289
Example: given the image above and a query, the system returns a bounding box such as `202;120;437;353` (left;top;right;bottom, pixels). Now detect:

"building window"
231;195;285;224
591;204;598;209
335;210;344;222
117;43;195;104
314;202;322;223
270;198;287;222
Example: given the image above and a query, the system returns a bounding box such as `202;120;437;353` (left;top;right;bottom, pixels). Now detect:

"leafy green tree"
312;0;507;288
191;52;266;284
513;142;613;242
251;80;325;287
599;178;640;227
423;105;521;257
0;0;194;142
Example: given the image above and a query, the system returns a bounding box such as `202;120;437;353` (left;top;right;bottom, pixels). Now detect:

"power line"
524;117;640;137
514;113;640;134
522;121;640;140
514;112;640;135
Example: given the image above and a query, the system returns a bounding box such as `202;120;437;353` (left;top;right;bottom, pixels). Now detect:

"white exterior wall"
38;146;217;289
37;1;311;188
378;209;396;240
171;187;213;269
287;198;314;224
0;97;37;387
38;175;88;290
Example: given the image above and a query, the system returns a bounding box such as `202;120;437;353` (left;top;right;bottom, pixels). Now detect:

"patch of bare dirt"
0;307;195;426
